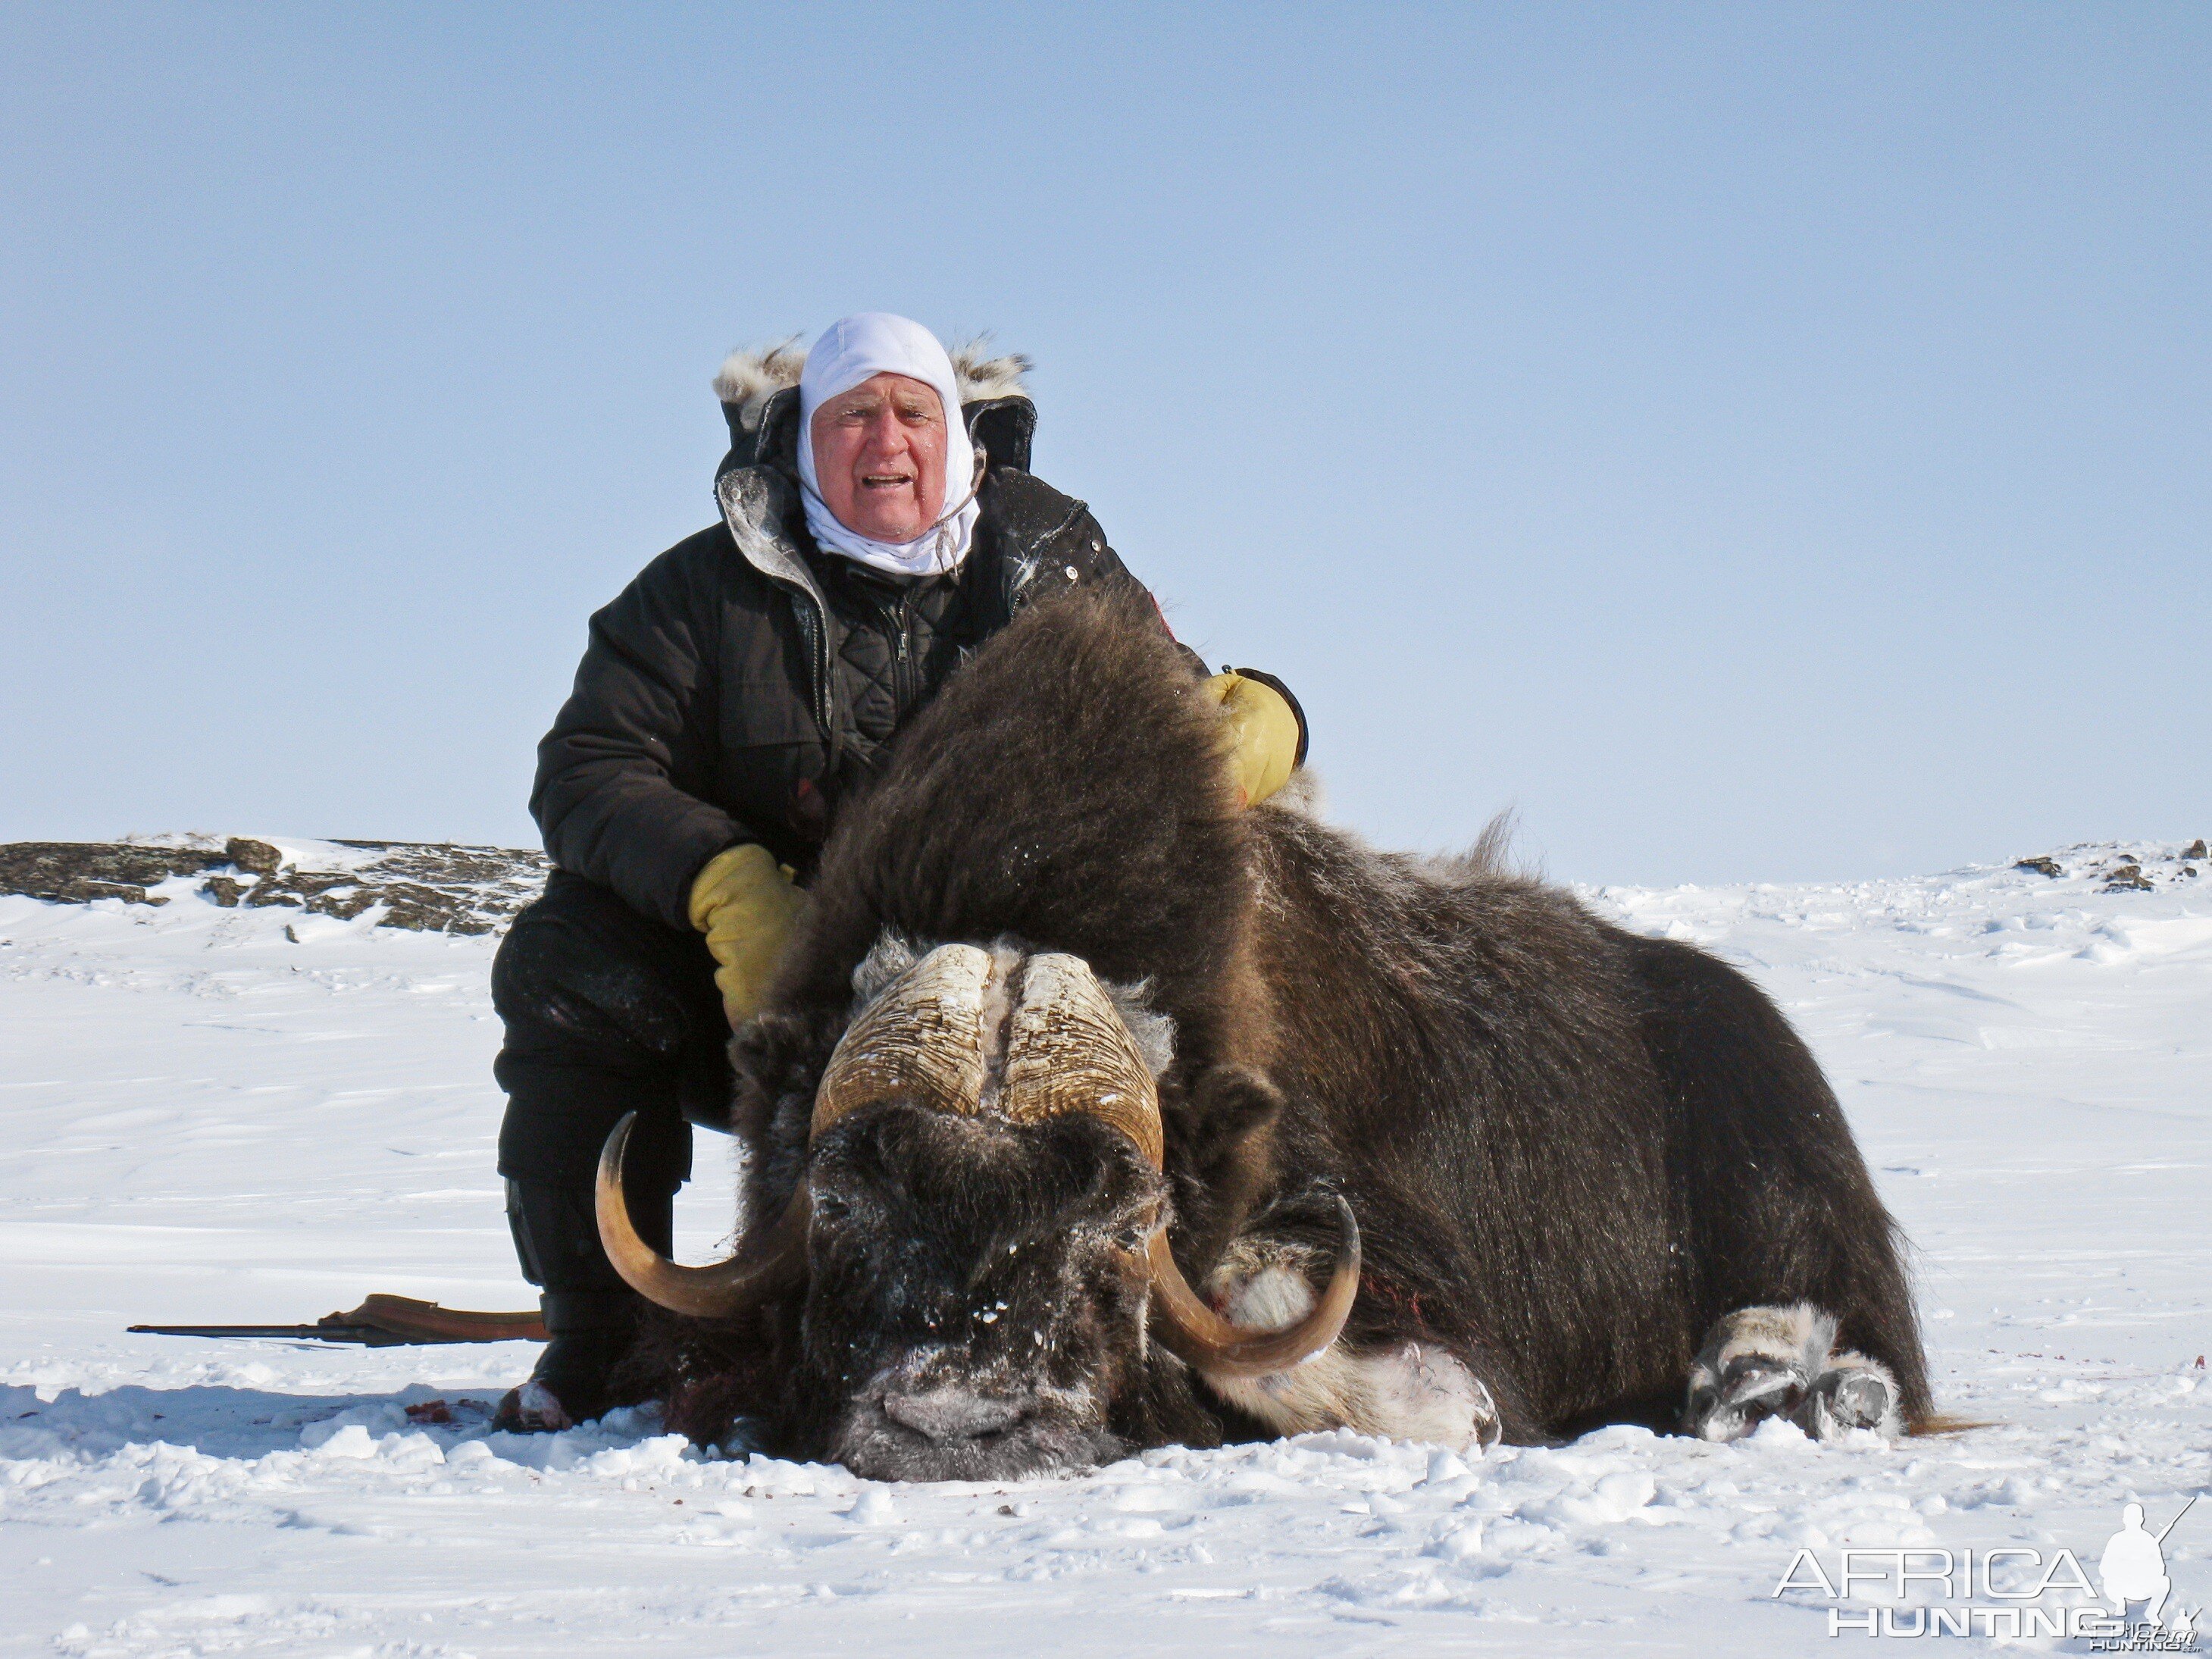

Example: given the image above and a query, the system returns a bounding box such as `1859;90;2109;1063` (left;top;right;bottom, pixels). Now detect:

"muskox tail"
1623;933;1936;1427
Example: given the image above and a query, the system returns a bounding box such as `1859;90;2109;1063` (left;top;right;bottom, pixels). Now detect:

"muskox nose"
881;1388;1028;1442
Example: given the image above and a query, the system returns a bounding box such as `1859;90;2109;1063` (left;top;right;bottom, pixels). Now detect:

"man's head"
808;371;950;543
795;312;978;563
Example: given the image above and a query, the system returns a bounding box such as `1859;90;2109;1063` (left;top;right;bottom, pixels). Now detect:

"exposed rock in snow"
0;835;547;934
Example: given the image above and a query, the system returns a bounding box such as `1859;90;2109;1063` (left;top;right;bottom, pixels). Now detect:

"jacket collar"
715;462;828;612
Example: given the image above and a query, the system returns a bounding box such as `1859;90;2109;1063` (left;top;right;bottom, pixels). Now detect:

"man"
492;314;1305;1430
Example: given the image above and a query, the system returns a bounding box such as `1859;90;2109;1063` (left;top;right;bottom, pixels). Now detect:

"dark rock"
369;879;500;934
304;887;377;922
2014;856;2063;878
0;843;225;906
245;870;357;911
2103;864;2154;893
49;878;163;906
2183;867;2199;879
225;837;285;875
2185;839;2208;860
2;840;550;935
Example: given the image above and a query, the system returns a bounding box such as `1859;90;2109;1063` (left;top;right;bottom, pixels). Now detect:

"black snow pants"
491;870;731;1323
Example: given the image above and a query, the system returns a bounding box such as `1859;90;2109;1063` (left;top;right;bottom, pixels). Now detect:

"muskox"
596;587;1932;1480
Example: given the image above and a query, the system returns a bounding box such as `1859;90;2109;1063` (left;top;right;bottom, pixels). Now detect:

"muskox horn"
604;944;999;1321
1140;1197;1362;1379
812;942;994;1143
595;1112;806;1319
996;953;1359;1379
996;953;1164;1166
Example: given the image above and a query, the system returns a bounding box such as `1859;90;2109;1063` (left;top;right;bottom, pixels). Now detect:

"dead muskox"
596;587;1932;1480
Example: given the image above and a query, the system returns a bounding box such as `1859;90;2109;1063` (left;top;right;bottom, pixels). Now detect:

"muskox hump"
785;585;1257;1065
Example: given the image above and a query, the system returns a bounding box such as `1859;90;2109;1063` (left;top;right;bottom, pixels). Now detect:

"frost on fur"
1685;1303;1904;1443
1103;977;1176;1078
714;333;1031;434
849;930;921;1013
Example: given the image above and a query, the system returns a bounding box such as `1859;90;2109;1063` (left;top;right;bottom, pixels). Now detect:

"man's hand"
689;844;809;1027
1202;669;1304;808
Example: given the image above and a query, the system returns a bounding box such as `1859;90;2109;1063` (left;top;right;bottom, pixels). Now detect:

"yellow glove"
689;844;809;1026
1201;669;1304;808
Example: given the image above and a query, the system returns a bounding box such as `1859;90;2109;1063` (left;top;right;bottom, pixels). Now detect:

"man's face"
810;371;951;543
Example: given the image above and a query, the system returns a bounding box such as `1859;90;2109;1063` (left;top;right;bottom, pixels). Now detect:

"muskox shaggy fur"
639;585;1931;1465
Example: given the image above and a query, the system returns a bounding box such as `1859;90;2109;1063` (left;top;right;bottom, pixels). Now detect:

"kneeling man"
492;314;1307;1429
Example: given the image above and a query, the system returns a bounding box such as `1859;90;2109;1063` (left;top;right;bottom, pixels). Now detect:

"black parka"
530;379;1190;931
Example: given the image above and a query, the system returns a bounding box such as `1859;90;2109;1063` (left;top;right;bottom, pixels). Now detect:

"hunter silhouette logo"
2100;1497;2194;1630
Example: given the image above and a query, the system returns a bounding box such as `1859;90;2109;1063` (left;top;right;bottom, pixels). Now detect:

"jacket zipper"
893;589;918;718
790;591;834;751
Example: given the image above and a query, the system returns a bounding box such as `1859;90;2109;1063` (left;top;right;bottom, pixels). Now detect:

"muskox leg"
1626;935;1932;1426
1685;1304;1904;1444
1190;1237;1502;1452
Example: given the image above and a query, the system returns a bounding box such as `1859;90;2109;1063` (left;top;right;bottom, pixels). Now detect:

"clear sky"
4;4;2205;885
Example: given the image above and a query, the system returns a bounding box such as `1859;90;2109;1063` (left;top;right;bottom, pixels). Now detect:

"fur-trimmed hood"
714;336;1031;440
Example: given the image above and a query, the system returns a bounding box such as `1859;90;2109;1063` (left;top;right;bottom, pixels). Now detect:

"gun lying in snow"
130;1294;545;1347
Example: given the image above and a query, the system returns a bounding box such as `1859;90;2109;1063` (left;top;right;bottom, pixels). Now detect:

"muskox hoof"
493;1379;573;1434
1685;1304;1904;1444
1800;1357;1901;1440
491;1326;647;1434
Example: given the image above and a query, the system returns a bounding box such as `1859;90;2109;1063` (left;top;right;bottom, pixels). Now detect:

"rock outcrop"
0;837;549;935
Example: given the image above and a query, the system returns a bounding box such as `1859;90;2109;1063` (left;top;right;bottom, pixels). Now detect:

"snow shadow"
0;1381;676;1469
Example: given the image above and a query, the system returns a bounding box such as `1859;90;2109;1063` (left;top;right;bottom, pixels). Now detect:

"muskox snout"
837;1359;1122;1481
881;1386;1029;1442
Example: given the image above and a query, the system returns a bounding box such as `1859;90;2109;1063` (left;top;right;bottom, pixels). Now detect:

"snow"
2;842;2207;1654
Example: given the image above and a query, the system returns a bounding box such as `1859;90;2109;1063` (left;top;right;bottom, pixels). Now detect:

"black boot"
495;1176;672;1432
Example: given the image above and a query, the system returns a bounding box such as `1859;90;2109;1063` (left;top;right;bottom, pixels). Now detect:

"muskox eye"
1103;1219;1153;1254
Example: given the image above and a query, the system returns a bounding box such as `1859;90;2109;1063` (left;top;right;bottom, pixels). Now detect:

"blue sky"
4;4;2205;884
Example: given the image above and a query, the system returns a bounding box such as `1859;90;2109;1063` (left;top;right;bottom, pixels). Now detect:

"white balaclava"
796;312;981;578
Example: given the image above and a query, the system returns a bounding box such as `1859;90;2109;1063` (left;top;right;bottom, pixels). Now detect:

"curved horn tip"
1328;1194;1363;1279
1144;1195;1363;1381
595;1110;803;1320
598;1110;638;1182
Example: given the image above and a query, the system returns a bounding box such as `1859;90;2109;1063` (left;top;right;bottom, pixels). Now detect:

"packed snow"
2;838;2206;1654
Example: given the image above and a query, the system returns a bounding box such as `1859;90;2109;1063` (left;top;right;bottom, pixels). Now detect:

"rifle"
130;1294;544;1347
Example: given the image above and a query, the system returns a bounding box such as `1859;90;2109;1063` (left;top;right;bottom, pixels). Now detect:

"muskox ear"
1188;1064;1282;1145
728;1009;840;1150
1166;1064;1284;1261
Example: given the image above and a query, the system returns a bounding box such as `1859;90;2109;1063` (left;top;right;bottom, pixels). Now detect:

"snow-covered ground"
3;839;2206;1655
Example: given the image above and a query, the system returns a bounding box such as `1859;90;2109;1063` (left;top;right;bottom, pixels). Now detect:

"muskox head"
596;937;1357;1481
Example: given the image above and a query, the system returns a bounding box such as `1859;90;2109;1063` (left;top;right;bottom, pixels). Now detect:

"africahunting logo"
1774;1496;2201;1645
